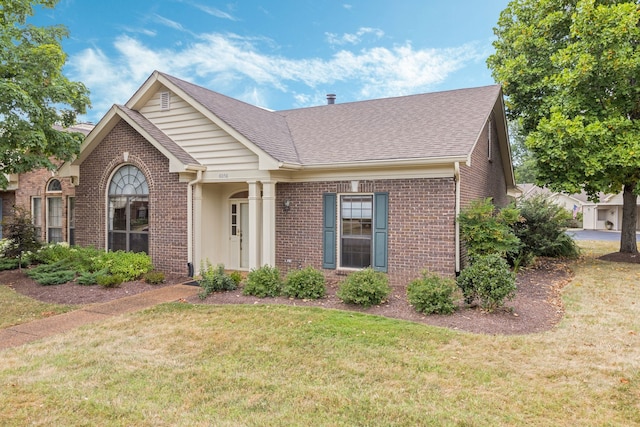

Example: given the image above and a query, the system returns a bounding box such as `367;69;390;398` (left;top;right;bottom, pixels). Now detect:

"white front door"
230;201;249;269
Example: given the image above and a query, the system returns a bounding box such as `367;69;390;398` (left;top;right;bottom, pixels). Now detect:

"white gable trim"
127;71;281;171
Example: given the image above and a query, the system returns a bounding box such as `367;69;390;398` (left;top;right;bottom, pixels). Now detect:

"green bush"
512;194;580;262
458;198;521;261
407;271;457;315
97;274;124;288
77;269;109;286
337;268;390;308
243;265;282;298
457;254;517;312
144;270;166;285
0;257;27;271
283;266;326;299
198;262;237;299
229;271;243;286
94;250;153;281
1;207;41;264
26;262;76;286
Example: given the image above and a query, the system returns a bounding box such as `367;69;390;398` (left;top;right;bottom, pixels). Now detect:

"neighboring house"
10;71;516;286
0;124;94;243
519;184;640;231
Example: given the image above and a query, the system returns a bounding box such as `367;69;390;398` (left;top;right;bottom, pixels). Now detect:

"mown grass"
0;286;77;329
0;241;639;426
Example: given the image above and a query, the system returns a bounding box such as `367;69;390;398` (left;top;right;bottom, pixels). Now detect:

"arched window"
46;179;63;242
47;179;62;192
108;165;149;253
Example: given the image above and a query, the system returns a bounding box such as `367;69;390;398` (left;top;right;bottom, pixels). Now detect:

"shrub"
512;194;580;262
0;257;27;271
198;262;237;299
229;271;243;286
144;270;166;285
26;262;77;286
94;251;153;281
77;269;109;286
337;268;390;308
457;254;516;312
97;274;124;288
2;206;41;264
407;271;458;315
243;265;282;298
283;266;326;299
458;198;521;261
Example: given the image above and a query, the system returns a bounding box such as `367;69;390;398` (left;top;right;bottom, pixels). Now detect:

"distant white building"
518;184;640;231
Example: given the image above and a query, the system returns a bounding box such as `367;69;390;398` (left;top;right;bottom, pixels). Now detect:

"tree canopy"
0;0;90;188
488;0;640;253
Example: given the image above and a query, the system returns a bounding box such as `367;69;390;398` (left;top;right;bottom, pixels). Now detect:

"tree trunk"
620;182;638;254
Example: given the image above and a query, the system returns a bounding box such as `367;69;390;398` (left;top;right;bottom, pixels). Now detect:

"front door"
229;201;249;269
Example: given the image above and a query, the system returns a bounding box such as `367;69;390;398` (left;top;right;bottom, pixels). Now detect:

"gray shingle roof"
116;105;200;166
158;72;502;166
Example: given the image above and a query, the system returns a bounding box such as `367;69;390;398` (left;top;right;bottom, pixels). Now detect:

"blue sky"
31;0;510;123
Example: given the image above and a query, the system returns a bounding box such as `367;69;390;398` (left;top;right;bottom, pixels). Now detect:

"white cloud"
68;31;483;122
325;27;385;46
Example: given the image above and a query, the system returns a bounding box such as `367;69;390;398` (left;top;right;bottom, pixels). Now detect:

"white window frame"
338;193;374;270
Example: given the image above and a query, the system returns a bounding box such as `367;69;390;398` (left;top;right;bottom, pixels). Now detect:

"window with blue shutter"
322;193;337;269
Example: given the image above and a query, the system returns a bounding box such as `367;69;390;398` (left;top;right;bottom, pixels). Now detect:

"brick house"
14;71;516;286
0;124;93;244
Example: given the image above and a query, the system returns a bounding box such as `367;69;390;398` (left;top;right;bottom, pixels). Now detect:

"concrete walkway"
0;284;200;350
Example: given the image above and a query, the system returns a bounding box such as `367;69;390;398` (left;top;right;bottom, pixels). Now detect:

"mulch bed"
3;258;575;335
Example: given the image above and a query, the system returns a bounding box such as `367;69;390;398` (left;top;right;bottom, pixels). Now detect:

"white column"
261;180;276;266
192;182;203;269
247;181;261;269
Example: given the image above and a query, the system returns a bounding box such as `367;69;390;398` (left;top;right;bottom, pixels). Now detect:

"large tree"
488;0;640;253
0;0;90;188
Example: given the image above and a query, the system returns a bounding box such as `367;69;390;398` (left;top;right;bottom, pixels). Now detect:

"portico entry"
229;195;249;270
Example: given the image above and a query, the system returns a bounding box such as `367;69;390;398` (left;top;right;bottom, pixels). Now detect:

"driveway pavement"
567;229;640;241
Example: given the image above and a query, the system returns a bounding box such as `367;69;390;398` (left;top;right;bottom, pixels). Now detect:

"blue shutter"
322;193;337;269
373;192;388;272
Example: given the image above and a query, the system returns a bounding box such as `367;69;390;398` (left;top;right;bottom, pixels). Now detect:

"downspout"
187;169;203;277
454;162;461;273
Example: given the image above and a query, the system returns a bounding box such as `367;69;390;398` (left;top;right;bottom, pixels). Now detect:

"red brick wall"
275;178;456;288
75;120;189;274
459;116;509;208
3;166;75;242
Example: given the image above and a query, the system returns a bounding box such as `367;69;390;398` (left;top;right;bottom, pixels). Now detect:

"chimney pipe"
326;94;336;105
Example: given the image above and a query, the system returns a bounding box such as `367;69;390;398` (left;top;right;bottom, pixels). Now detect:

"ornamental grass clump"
243;265;283;298
337;268;390;308
407;270;458;315
283;266;326;299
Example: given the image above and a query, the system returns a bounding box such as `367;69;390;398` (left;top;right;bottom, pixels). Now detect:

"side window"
32;197;42;239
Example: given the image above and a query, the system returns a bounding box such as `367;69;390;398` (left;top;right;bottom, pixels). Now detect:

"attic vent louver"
160;91;171;110
326;94;336;105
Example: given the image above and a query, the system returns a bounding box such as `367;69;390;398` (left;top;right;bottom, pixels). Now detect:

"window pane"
48;197;62;227
129;233;148;253
109;232;127;251
130;197;148;232
340;195;373;269
32;198;42;227
48;228;62;244
109;197;127;231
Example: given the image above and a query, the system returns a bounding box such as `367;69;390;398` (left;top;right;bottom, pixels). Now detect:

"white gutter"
187;168;203;275
454;162;461;273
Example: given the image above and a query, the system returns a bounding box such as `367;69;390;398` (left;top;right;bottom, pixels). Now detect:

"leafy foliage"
283;266;326;300
76;269;108;286
26;261;76;286
144;270;166;285
198;262;237;299
457;254;517;312
93;251;153;281
229;271;243;286
407;271;458;315
458;198;521;261
337;268;390;308
0;0;91;188
488;0;640;253
97;274;124;288
1;206;41;263
513;195;580;262
243;265;283;298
